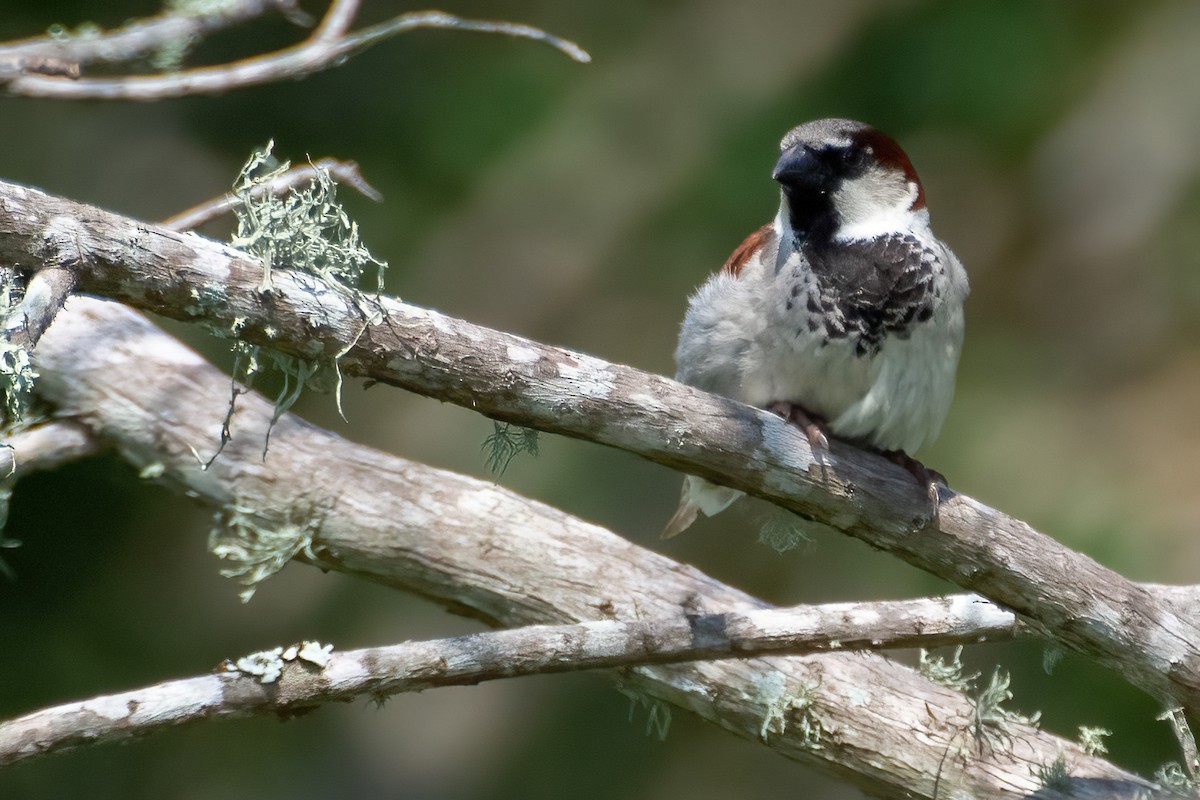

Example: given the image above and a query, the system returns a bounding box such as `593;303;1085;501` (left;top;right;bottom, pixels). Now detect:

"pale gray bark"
0;419;102;479
0;0;304;80
0;593;1025;767
6;296;1159;798
1;178;1197;719
2;266;76;351
0;0;588;100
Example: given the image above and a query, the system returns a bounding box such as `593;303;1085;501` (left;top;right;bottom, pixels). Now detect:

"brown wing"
721;223;774;277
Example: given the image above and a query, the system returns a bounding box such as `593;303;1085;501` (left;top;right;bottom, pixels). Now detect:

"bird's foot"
880;449;946;521
766;401;829;450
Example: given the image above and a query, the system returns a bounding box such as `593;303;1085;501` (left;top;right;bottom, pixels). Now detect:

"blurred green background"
2;0;1200;797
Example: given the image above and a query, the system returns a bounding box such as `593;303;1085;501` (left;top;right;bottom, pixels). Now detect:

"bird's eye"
841;148;867;169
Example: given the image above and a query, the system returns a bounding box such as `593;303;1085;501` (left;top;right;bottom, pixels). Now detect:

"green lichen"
1036;754;1072;791
970;668;1040;753
150;33;196;73
219;142;388;459
165;0;245;15
919;646;977;693
1042;643;1066;675
230;141;387;296
1078;725;1111;757
482;422;539;475
0;269;36;427
1154;762;1198;794
208;502;324;602
757;511;813;555
926;654;1044;799
755;672;824;749
46;22;101;42
617;687;672;741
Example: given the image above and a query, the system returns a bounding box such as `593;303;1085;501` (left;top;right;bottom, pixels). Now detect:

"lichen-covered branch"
23;297;1156;798
1;179;1197;719
0;0;588;100
0;594;1025;767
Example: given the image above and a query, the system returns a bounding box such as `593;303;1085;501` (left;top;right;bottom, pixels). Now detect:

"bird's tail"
661;476;743;538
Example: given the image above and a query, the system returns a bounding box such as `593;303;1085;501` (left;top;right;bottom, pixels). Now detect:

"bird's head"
772;119;926;243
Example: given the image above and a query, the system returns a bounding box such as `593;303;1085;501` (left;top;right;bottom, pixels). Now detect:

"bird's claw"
882;449;946;524
766;401;829;450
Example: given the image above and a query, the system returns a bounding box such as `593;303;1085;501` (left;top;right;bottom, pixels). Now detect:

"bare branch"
1;5;589;100
310;0;360;43
2;267;76;352
0;594;1025;767
0;0;305;78
1;179;1195;717
24;296;1154;798
0;419;103;479
160;158;382;233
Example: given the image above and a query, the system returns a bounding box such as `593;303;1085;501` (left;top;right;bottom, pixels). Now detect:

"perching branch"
21;296;1155;798
0;0;589;101
1;178;1197;718
0;593;1024;767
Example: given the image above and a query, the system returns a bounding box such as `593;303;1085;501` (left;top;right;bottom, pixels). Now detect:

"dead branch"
0;0;305;79
0;1;589;100
0;178;1196;718
20;295;1155;798
2;266;76;353
0;419;102;480
0;593;1025;767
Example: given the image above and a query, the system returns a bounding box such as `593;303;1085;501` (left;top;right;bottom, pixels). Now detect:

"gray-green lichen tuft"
165;0;247;16
1036;754;1072;791
617;686;672;741
919;646;977;693
755;672;824;748
231;140;387;296
482;422;539;475
208;503;323;602
1154;762;1198;794
1;269;37;427
970;668;1040;752
757;509;813;555
222;640;335;684
218;141;389;457
1077;725;1111;757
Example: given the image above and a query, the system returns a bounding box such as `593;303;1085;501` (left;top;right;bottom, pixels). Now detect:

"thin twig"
161;158;382;233
344;11;592;64
0;0;305;78
1;267;76;352
0;419;103;481
0;594;1023;767
311;0;361;43
2;8;589;100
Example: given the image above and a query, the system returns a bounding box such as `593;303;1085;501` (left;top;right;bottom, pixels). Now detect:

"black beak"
772;144;828;191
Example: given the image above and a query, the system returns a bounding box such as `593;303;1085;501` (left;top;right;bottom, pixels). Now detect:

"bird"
663;118;969;538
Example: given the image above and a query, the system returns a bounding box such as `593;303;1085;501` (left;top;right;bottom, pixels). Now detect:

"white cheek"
833;176;920;240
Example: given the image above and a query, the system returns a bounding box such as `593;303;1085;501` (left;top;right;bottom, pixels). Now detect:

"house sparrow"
663;118;968;538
